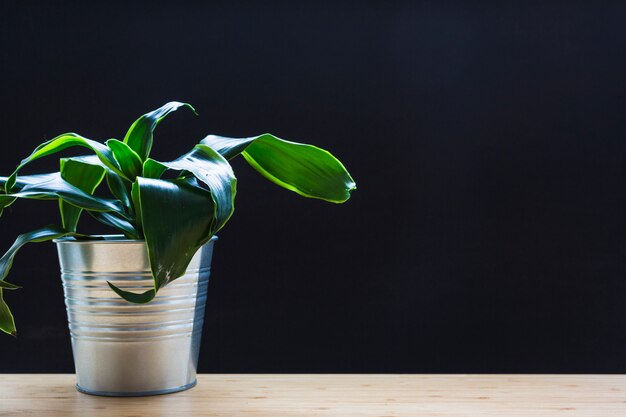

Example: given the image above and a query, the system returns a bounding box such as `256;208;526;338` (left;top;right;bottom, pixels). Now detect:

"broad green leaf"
6;133;125;192
139;177;215;288
59;158;106;232
0;173;124;214
138;177;215;288
109;177;215;303
106;139;143;180
0;225;73;335
148;144;236;234
123;102;196;160
201;133;356;203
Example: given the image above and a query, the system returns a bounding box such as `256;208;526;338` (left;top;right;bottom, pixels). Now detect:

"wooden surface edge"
1;374;625;416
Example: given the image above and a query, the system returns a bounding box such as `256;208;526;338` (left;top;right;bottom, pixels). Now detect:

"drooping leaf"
0;224;70;281
137;177;215;287
106;139;143;180
59;158;106;232
0;225;74;335
107;283;155;304
123;102;196;160
148;144;236;234
201;133;356;203
0;173;124;214
6;133;125;192
108;177;215;303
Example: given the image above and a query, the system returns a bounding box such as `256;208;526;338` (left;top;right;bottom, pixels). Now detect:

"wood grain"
1;374;624;416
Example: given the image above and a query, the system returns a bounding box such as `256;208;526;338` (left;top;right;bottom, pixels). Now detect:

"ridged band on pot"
55;235;216;396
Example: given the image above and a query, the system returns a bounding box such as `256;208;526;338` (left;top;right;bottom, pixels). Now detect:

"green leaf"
142;158;168;179
0;173;124;214
106;171;132;208
59;158;106;232
0;281;20;290
107;283;155;304
6;133;126;192
0;173;58;191
201;133;356;203
131;181;142;235
113;177;215;303
106;139;143;180
148;144;236;234
59;154;105;168
0;225;73;335
123;102;196;161
54;154;133;209
88;211;140;239
0;224;70;281
0;290;16;336
0;196;16;217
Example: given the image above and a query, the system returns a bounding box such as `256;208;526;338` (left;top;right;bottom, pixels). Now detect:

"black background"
0;1;625;373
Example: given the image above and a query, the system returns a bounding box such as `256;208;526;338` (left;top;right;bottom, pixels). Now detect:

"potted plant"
0;102;355;396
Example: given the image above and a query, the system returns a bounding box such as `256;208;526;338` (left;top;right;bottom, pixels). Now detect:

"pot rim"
53;234;218;244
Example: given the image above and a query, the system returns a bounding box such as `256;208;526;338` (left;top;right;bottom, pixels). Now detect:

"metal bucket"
55;235;216;396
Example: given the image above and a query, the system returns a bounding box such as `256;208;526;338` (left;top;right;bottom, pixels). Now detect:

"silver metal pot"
55;235;216;396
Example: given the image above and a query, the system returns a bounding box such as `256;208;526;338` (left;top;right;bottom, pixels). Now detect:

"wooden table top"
1;374;624;416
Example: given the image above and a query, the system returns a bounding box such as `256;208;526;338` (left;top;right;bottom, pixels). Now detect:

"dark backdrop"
1;1;625;373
